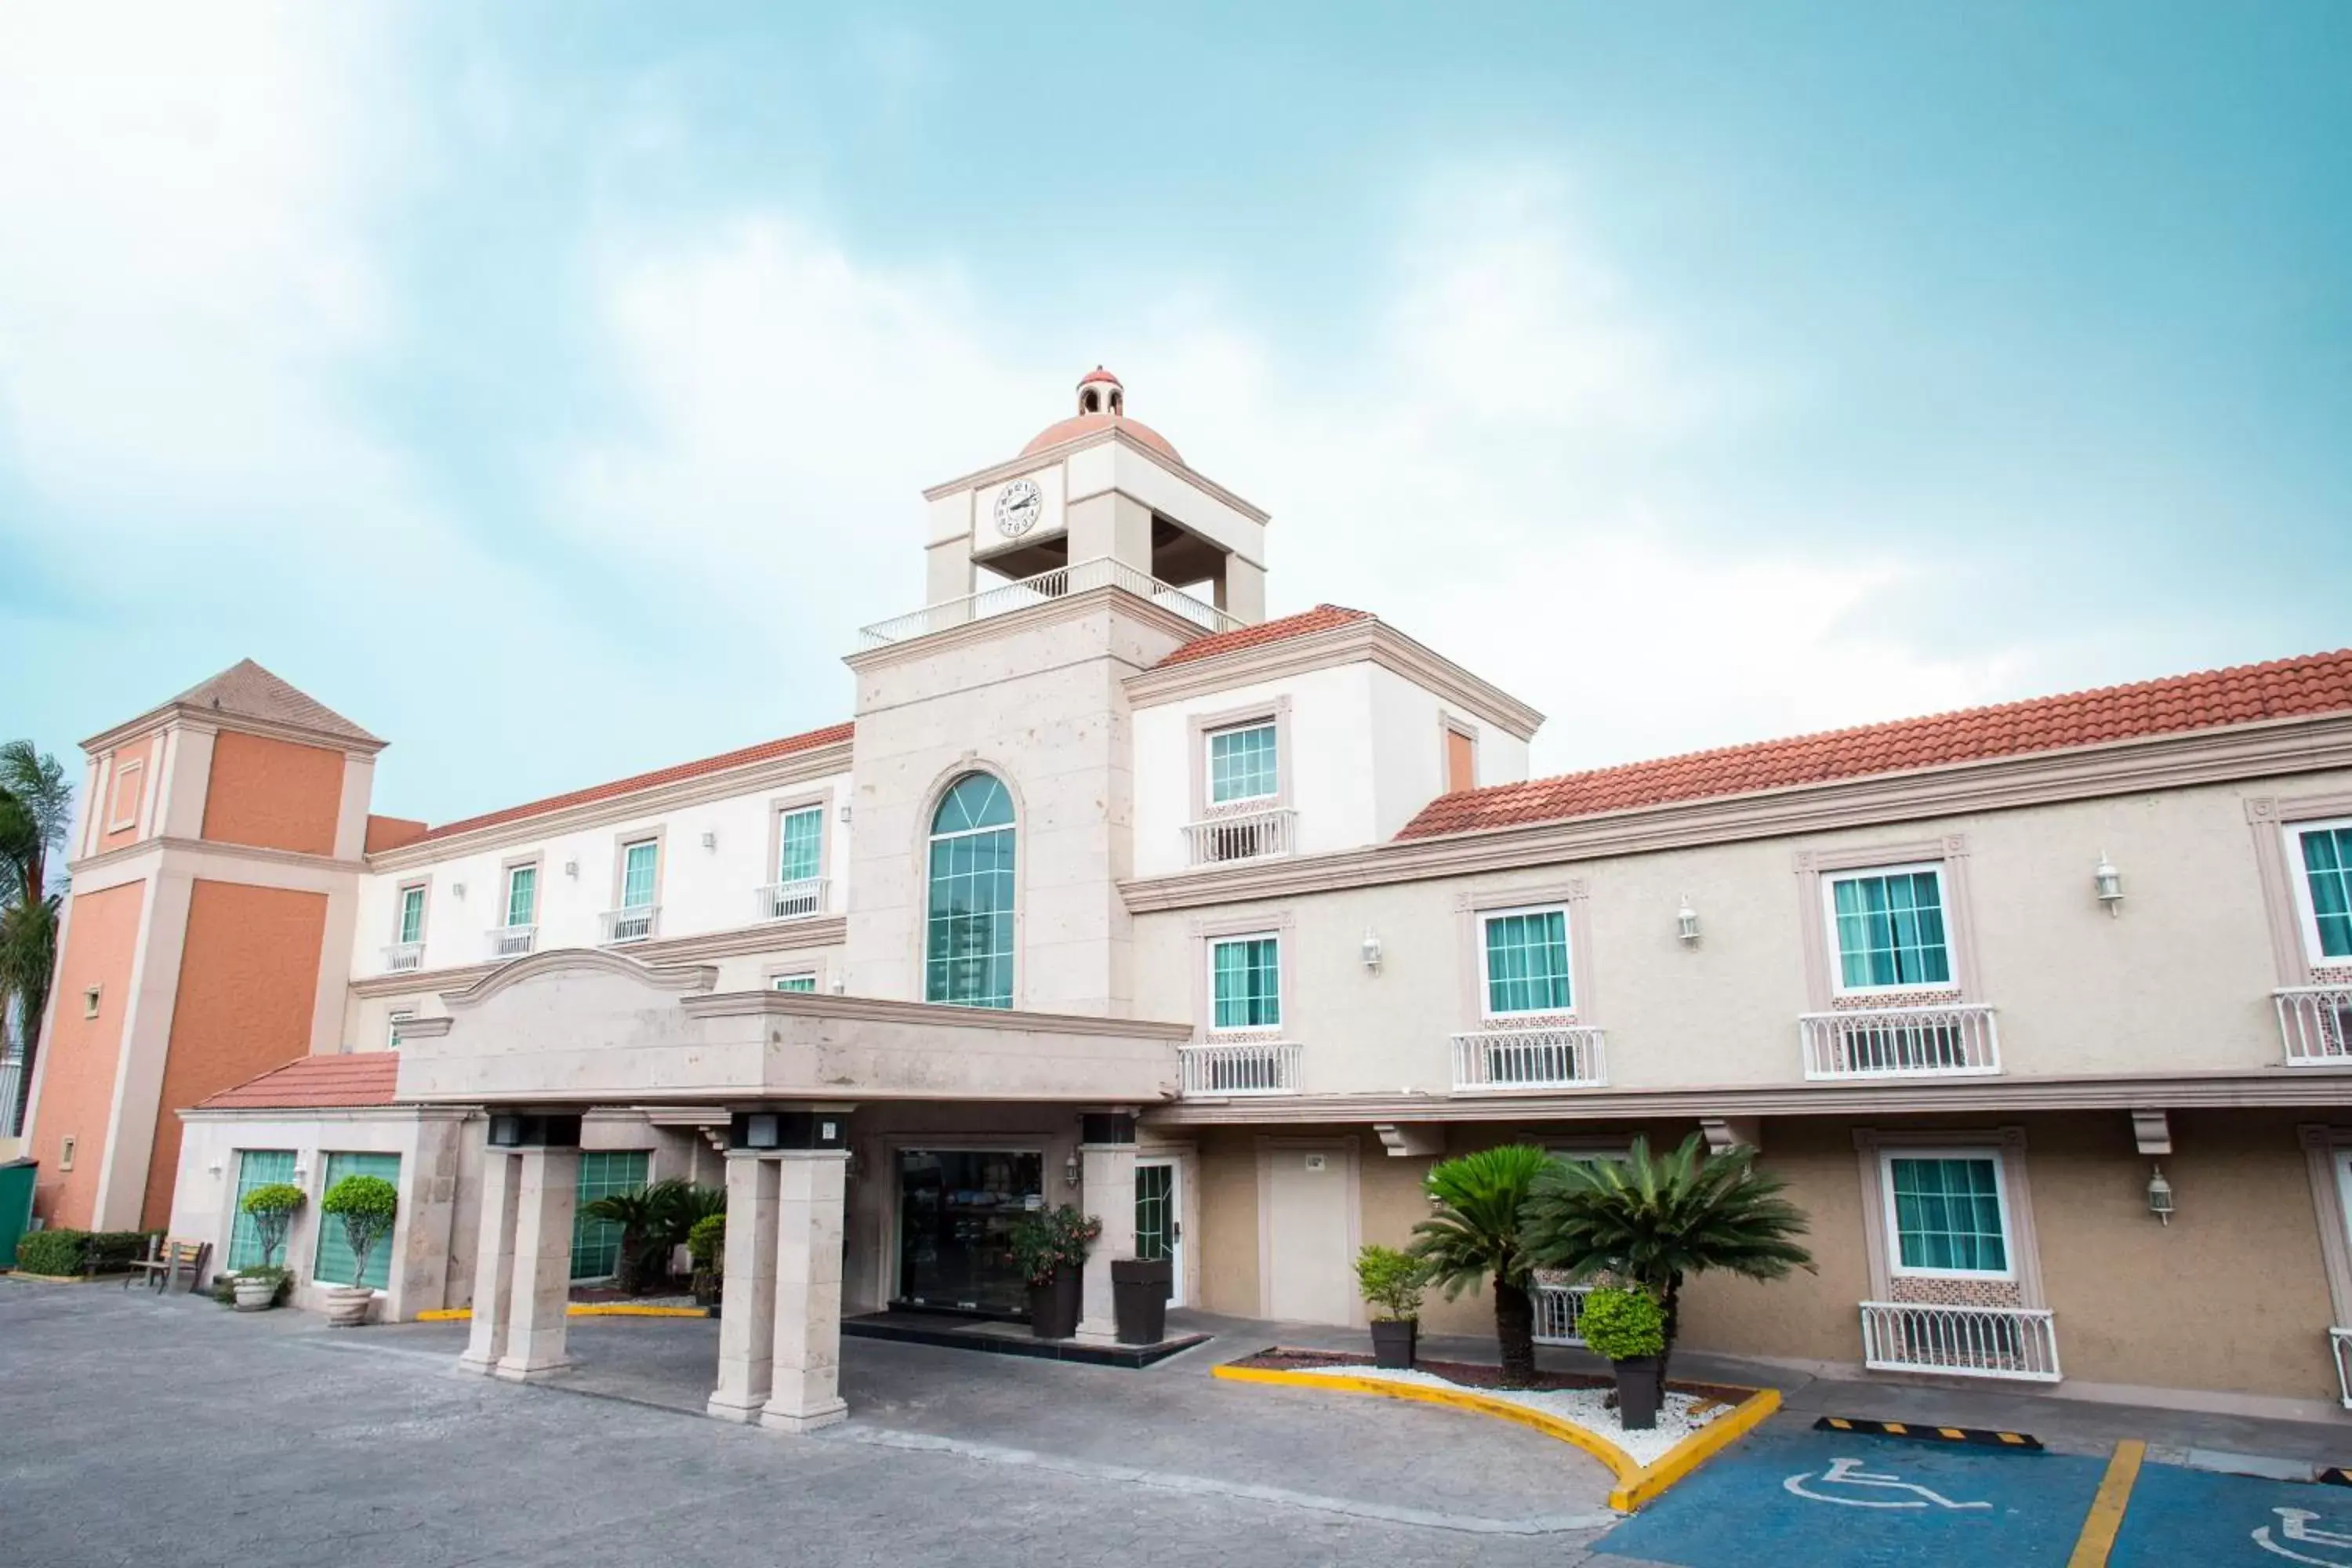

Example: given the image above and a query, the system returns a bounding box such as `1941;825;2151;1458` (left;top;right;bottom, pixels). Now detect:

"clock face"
994;478;1044;539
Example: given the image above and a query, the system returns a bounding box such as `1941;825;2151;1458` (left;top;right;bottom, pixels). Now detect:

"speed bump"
1814;1414;2043;1450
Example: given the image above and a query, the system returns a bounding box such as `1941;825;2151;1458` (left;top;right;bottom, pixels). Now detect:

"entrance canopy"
389;949;1188;1107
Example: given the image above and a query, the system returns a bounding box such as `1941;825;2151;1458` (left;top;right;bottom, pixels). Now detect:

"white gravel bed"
1279;1363;1726;1465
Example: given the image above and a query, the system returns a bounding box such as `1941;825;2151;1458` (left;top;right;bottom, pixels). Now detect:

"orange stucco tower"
23;661;383;1230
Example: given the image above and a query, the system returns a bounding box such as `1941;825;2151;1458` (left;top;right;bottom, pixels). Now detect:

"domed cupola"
1076;365;1124;416
1020;367;1181;463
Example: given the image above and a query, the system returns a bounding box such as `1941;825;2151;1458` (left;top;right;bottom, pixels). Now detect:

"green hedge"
11;1228;163;1276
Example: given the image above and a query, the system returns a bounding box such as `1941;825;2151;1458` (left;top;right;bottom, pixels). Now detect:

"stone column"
458;1149;520;1375
763;1149;849;1433
1077;1138;1137;1343
706;1151;781;1423
494;1146;579;1382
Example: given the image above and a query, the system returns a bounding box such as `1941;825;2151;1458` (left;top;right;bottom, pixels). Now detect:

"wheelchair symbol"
1783;1456;1995;1511
2256;1508;2352;1565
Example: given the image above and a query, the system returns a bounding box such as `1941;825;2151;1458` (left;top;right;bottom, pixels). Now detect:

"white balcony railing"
757;877;828;922
2278;986;2352;1065
1801;1003;2000;1080
1532;1282;1594;1346
857;556;1243;648
1182;808;1298;867
383;942;424;973
1178;1041;1302;1098
1859;1301;2060;1381
2332;1327;2352;1410
599;906;659;946
1450;1025;1608;1091
488;925;537;960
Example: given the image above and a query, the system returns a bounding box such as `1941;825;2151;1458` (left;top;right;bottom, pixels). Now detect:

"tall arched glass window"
926;773;1016;1007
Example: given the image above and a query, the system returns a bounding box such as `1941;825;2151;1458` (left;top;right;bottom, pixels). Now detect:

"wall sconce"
1360;930;1384;972
2147;1164;2173;1225
829;975;847;995
1063;1152;1083;1189
451;881;466;899
701;830;717;851
205;1157;223;1178
844;1147;864;1182
839;804;853;824
2094;851;2124;915
563;858;579;878
292;1161;310;1184
1676;896;1701;946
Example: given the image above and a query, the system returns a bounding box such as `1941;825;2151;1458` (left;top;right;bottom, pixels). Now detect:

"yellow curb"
2067;1439;2145;1567
5;1271;102;1285
1210;1361;1778;1513
413;1303;706;1321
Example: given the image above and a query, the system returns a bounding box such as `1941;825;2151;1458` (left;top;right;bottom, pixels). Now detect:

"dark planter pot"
1612;1356;1663;1430
1110;1258;1173;1345
1369;1318;1417;1370
1028;1269;1083;1340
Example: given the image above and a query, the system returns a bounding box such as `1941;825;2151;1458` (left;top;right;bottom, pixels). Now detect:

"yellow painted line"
1940;1427;1965;1439
2067;1439;2146;1568
1210;1362;1780;1513
410;1303;706;1322
1883;1421;1907;1435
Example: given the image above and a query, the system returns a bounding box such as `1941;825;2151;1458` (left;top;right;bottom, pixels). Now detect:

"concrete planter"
1611;1356;1662;1430
231;1276;278;1312
1026;1270;1082;1340
324;1286;376;1327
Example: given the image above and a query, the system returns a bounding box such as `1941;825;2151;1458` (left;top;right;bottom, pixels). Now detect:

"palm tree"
1409;1144;1553;1386
0;741;72;1134
579;1182;670;1294
1519;1133;1815;1376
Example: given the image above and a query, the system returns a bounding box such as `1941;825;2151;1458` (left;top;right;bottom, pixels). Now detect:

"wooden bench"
122;1236;211;1294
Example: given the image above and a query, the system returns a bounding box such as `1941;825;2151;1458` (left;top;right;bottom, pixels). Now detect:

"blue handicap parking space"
1597;1424;2109;1567
2114;1462;2352;1567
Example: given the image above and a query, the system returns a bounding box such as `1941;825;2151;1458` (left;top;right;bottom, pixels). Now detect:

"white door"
1265;1145;1354;1325
1136;1158;1184;1307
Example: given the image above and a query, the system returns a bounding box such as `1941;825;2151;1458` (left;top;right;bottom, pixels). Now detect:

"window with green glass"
397;885;424;944
1483;908;1573;1014
1208;723;1278;804
2301;825;2352;960
571;1149;652;1280
505;864;537;928
772;974;817;993
925;774;1015;1008
227;1149;297;1270
312;1151;401;1287
1210;936;1281;1029
779;808;823;883
1886;1155;2008;1274
1831;869;1951;990
621;840;658;909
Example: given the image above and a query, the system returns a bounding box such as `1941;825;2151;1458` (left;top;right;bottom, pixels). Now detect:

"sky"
4;2;2347;828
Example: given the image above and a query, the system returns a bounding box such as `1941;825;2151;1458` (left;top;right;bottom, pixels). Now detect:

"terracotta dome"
1020;412;1182;463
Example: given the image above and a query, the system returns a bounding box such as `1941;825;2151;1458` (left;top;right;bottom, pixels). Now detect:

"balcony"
383;942;424;974
1859;1301;2060;1381
1801;1003;2000;1080
1178;1040;1301;1098
858;556;1243;648
1182;807;1298;867
1450;1025;1607;1091
488;925;537;961
757;877;828;922
599;906;659;946
2277;985;2352;1065
1531;1282;1594;1346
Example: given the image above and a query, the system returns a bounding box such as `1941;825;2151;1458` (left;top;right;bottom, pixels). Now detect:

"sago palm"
1410;1144;1553;1386
1519;1133;1814;1371
579;1183;670;1294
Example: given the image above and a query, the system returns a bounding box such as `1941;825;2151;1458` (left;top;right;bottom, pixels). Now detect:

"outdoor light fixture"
1063;1152;1083;1189
451;881;466;899
2094;851;2124;915
1676;896;1701;946
563;858;579;878
1360;930;1384;972
701;831;717;851
2147;1164;2174;1225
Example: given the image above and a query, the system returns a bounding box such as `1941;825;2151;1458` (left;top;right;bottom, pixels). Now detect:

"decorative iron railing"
1532;1282;1594;1346
2277;986;2352;1065
1858;1301;2060;1381
857;556;1242;648
599;906;659;946
1181;808;1298;867
1450;1026;1608;1091
1801;1004;2000;1080
1177;1041;1302;1098
488;925;537;960
757;877;828;921
383;942;425;974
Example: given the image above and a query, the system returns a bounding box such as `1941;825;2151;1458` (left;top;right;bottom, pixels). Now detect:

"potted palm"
1010;1204;1101;1340
1519;1132;1814;1387
318;1172;398;1326
1579;1286;1668;1429
1409;1145;1551;1386
578;1181;667;1294
1355;1244;1426;1369
234;1182;304;1311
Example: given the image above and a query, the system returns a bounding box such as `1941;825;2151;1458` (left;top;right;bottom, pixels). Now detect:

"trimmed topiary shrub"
239;1182;306;1271
13;1228;88;1276
1578;1286;1667;1363
1354;1243;1428;1323
320;1173;399;1290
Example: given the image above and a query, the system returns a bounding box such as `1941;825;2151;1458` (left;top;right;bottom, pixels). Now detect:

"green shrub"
85;1230;162;1272
1354;1244;1427;1322
14;1228;87;1276
686;1213;726;1271
240;1181;307;1269
320;1174;399;1290
1578;1287;1667;1363
1008;1205;1102;1286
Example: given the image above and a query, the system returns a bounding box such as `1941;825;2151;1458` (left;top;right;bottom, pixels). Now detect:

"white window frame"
777;805;825;884
619;838;659;911
1205;720;1280;808
106;758;144;833
1478;902;1577;1021
1206;931;1283;1036
395;884;427;946
1824;862;1958;999
387;1007;416;1051
2287;817;2352;967
1878;1146;2015;1282
503;862;538;930
771;972;818;993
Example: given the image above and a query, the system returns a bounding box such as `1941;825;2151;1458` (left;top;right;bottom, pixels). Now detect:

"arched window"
926;772;1015;1007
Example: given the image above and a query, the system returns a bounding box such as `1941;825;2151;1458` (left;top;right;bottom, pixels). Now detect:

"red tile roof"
1398;647;2352;840
415;721;853;844
198;1052;401;1111
1156;604;1374;668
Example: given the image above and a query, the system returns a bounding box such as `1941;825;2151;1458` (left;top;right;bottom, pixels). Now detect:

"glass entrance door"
895;1149;1044;1317
1135;1159;1182;1305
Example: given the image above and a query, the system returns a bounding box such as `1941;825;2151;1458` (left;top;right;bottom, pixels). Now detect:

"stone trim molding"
1793;835;1980;1007
679;988;1195;1041
348;916;848;999
84;704;387;760
1124;616;1544;741
70;833;367;882
1121;714;2352;914
1852;1125;2045;1307
1454;877;1595;1027
177;1103;477;1126
921;420;1272;524
2248;791;2352;986
844;583;1214;682
1189;910;1298;1044
439;946;720;1011
1189;697;1294;823
2299;1124;2352;1327
764;785;836;900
